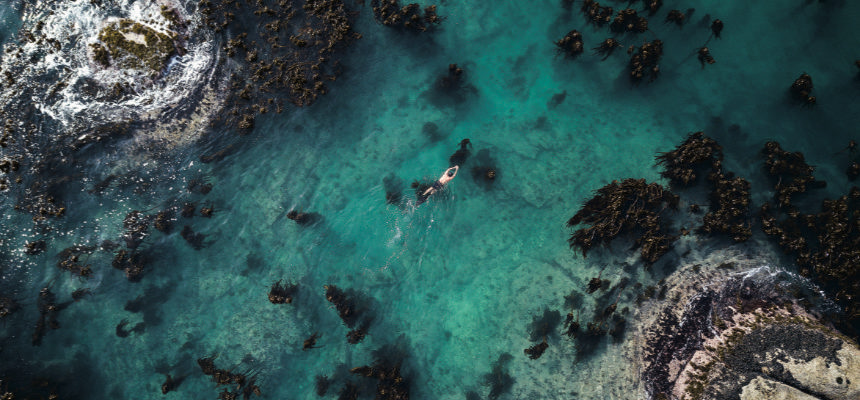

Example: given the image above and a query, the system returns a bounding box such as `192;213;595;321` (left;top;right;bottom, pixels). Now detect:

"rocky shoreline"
626;248;859;400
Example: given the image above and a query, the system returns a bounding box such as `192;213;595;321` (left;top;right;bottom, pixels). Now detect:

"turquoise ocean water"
0;1;859;399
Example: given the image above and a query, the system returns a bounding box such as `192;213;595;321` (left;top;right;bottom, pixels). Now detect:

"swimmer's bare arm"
438;166;459;185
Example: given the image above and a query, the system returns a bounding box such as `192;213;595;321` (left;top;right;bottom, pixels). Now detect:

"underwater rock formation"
635;252;859;400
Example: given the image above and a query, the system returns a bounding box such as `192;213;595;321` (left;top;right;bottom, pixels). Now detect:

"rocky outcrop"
740;377;818;400
633;249;860;400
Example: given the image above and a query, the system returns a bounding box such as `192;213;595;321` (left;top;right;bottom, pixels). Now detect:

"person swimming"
417;165;458;204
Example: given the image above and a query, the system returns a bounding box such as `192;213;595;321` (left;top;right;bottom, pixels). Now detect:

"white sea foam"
5;0;222;144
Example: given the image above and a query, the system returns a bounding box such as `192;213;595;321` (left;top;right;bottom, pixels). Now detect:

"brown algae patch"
93;19;182;72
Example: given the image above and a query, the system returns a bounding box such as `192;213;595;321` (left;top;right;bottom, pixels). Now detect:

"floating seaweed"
697;47;715;68
371;0;442;32
112;248;148;281
665;9;686;27
593;38;622;59
303;332;322;350
555;30;584;58
610;9;648;33
56;245;96;278
524;337;549;360
655;132;723;186
32;287;66;346
153;209;174;233
629;39;663;83
196;355;262;399
656;132;751;242
761;140;823;209
268;280;298;304
711;18;723;38
567;178;678;263
580;1;613;26
286;210;322;226
789;73;816;105
700;172;752;242
324;284;359;328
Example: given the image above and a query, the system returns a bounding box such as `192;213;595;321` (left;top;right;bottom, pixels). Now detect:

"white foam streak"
8;0;220;138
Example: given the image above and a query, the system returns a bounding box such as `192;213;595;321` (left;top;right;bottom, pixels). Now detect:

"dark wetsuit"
416;180;444;205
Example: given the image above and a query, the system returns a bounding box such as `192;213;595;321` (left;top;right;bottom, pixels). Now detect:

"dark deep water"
0;1;858;399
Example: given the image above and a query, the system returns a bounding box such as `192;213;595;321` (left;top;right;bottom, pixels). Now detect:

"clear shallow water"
0;1;858;399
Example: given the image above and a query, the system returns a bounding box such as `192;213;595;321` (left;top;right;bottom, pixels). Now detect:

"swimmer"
418;166;459;204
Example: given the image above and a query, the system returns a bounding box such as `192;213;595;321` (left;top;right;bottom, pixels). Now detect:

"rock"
636;250;860;400
778;344;860;400
740;376;820;400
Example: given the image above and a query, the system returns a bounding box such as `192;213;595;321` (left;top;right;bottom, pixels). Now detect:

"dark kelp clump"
592;37;622;59
789;72;816;105
198;0;361;133
555;30;584;58
482;353;514;400
524;337;548;360
580;1;613;26
449;138;472;166
664;9;686;27
0;295;19;320
196;355;261;399
371;0;442;32
697;47;715;68
761;189;860;327
610;8;648;34
761;140;823;209
32;287;66;346
112;248;148;281
700;172;752;242
655;132;751;242
629;39;663;83
758;141;859;329
324;284;360;328
655;132;722;186
268;280;298;304
56;245;96;278
286;209;322;226
566;178;678;263
350;360;410;400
